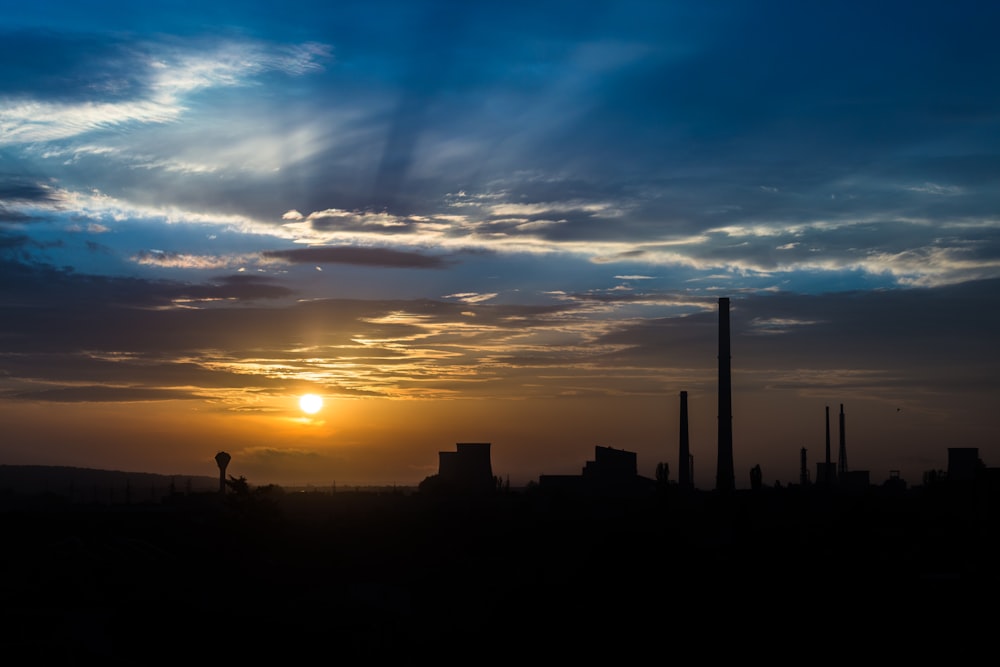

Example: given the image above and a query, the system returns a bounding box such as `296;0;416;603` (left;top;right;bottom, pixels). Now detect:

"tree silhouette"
226;474;250;496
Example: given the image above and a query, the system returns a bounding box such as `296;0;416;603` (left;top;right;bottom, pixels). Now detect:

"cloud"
167;274;296;303
0;30;150;102
747;317;823;335
132;249;248;270
0;251;293;313
0;180;61;203
262;246;453;269
4;13;997;293
443;292;498;304
0;32;331;145
6;386;202;403
303;209;413;232
905;183;963;196
0;208;38;223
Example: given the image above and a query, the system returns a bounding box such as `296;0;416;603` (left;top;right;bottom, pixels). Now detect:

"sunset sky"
2;0;999;490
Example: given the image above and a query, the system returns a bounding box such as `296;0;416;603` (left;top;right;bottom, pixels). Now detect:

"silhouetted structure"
678;390;693;489
841;470;870;491
831;404;871;490
215;451;231;496
3;443;998;663
824;405;832;484
539;445;655;496
800;447;809;486
837;404;848;480
435;442;495;493
816;405;836;487
716;297;735;492
948;447;982;482
816;463;836;488
884;469;906;491
584;446;637;481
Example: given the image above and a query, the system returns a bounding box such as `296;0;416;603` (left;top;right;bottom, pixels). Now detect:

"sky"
1;0;999;490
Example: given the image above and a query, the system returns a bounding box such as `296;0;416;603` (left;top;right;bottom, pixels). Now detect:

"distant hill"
0;464;218;502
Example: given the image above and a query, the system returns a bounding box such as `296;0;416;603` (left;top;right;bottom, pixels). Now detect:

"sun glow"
299;393;323;414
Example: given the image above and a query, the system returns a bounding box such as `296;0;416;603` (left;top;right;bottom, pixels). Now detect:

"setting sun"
299;393;323;415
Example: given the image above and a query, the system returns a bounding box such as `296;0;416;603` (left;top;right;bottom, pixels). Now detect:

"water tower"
215;451;231;495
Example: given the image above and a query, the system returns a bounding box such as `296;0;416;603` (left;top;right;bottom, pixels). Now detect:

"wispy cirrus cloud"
132;249;251;270
443;292;498;304
0;36;331;145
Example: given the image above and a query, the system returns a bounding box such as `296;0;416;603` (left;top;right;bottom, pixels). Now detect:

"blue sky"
1;0;999;488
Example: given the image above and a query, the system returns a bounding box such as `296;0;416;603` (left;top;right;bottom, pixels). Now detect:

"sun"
298;393;323;415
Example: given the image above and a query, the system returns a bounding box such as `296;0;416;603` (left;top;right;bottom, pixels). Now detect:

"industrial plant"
410;297;997;502
1;296;996;664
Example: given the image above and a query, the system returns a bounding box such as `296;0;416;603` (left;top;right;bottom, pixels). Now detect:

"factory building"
420;442;496;494
538;445;655;496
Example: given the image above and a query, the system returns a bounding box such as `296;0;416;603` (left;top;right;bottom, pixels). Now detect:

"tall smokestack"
678;390;692;489
800;447;809;486
837;403;848;480
825;405;831;485
716;297;735;492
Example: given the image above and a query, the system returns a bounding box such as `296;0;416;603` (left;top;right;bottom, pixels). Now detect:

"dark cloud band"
262;246;452;269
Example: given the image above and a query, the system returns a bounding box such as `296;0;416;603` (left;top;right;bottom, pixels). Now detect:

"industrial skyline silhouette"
1;296;997;665
2;296;989;499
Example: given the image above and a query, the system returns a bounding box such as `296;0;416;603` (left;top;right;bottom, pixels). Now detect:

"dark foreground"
1;483;997;663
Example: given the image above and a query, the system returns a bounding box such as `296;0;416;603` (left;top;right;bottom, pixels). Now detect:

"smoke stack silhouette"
825;405;832;486
215;451;231;495
716;297;735;492
678;390;692;489
838;404;848;480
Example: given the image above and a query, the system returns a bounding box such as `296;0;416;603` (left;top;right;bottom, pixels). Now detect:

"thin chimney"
825;405;831;485
837;404;848;480
716;297;735;492
679;390;692;489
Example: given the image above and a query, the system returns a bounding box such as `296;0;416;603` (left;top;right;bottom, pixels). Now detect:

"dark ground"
1;482;997;663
